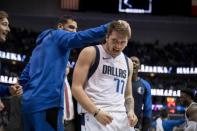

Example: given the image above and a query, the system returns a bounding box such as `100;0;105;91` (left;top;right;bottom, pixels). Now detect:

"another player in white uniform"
180;88;197;130
72;20;137;131
185;103;197;131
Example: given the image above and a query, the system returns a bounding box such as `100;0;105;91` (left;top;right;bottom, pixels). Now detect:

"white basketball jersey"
79;45;129;113
185;102;197;127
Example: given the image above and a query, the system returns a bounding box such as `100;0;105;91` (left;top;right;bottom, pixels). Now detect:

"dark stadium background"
0;0;196;127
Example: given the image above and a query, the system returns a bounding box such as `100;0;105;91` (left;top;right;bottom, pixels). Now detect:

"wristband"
93;109;101;117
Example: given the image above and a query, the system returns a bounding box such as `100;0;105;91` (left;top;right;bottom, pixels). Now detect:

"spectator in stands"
130;56;152;131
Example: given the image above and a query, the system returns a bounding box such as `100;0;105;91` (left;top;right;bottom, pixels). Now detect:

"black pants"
64;120;75;131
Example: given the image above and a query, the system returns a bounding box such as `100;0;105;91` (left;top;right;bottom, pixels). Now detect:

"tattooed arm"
124;58;138;127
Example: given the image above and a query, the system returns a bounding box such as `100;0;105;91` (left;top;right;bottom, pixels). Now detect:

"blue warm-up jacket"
19;24;108;113
132;77;152;129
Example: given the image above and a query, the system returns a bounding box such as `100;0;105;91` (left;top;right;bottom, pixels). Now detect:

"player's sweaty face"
105;31;128;57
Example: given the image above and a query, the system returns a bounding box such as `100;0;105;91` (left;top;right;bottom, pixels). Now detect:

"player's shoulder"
81;46;96;53
79;46;97;61
140;78;151;88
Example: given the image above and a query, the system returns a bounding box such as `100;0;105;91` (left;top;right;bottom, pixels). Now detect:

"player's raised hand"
95;109;113;126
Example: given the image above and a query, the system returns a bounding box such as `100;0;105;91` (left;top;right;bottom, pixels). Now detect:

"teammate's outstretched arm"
57;20;131;50
72;46;113;126
124;59;138;127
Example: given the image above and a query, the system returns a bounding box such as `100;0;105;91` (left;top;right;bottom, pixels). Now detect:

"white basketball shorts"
81;112;135;131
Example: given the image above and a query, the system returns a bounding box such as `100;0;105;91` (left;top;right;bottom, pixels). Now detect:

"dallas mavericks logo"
102;65;127;79
137;86;145;95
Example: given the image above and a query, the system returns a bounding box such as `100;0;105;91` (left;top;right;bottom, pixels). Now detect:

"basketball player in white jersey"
180;88;197;129
72;20;137;131
185;104;197;131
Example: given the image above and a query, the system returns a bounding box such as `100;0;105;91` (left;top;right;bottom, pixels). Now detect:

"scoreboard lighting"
0;50;26;62
0;75;17;84
139;64;197;74
151;89;180;97
167;97;176;113
152;104;163;111
176;67;197;74
119;0;152;13
139;64;172;74
152;104;185;112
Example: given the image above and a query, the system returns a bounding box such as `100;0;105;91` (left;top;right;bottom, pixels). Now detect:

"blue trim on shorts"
80;113;85;126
